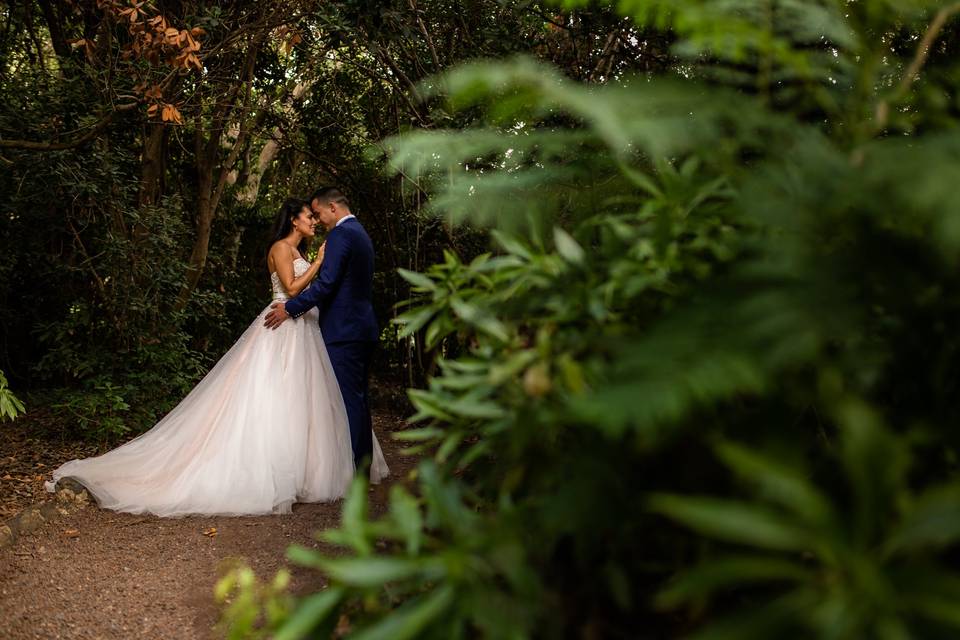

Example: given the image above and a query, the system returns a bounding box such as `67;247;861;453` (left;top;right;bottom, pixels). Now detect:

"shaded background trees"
0;0;656;437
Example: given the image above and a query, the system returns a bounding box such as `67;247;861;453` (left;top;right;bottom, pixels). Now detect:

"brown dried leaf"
160;104;183;125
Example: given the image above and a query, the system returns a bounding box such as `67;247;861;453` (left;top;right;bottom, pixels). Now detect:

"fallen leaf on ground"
64;529;79;538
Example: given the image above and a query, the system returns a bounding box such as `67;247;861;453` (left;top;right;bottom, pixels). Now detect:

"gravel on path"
0;414;414;639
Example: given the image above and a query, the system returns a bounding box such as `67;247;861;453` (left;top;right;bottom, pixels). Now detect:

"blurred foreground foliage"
206;0;960;636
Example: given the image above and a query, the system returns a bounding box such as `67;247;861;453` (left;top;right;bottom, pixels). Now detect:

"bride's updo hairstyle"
271;197;312;255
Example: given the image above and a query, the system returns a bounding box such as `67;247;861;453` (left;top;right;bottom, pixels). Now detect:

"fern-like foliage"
217;1;960;638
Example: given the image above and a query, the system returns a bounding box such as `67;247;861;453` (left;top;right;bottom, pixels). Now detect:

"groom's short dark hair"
310;186;349;208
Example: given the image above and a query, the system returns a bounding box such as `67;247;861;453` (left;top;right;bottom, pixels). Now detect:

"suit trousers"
325;340;375;472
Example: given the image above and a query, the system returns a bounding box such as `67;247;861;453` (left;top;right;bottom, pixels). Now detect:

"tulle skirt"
46;304;389;517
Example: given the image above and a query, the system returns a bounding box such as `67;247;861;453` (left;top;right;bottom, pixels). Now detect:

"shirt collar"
335;214;356;228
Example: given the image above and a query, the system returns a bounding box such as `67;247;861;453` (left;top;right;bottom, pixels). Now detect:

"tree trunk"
37;0;70;59
230;80;311;205
138;123;166;208
176;154;216;311
173;43;260;311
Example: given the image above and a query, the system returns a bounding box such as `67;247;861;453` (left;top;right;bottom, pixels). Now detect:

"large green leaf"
656;555;813;609
887;485;960;554
273;587;344;640
389;486;425;556
715;441;833;526
318;557;443;588
348;585;456;640
397;268;438;291
649;494;812;551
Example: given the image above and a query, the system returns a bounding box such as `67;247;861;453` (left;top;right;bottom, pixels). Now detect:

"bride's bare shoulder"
269;241;295;259
268;241;294;271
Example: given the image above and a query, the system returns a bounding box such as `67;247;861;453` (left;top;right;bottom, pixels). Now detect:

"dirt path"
0;414;414;639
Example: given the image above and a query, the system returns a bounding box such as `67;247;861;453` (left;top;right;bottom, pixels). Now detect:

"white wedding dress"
46;258;388;517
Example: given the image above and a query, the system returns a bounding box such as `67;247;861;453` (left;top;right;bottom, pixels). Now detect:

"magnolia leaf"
649;494;811;551
274;588;344;640
553;227;585;264
656;555;813;609
389;486;424;555
349;585;456;640
397;268;437;291
318;556;439;587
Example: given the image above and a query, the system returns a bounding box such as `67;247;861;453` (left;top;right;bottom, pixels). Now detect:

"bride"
46;199;388;517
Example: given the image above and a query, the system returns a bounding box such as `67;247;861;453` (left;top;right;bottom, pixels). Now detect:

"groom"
264;187;378;474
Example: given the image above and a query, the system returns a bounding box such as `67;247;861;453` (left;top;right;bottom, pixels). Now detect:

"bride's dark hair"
271;198;312;256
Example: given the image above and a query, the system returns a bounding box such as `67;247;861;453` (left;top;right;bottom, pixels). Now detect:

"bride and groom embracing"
46;187;389;517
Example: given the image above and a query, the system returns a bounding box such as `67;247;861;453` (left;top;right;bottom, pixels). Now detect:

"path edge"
0;479;91;550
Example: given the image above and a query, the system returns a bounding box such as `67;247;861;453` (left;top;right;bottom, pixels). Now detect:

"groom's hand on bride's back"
264;303;290;329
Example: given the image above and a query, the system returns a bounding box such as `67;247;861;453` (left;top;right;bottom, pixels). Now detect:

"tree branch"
875;2;960;130
0;102;139;151
211;43;262;215
371;42;432;127
37;0;71;58
408;0;441;70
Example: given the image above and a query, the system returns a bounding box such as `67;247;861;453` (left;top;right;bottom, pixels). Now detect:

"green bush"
216;1;960;638
0;370;25;422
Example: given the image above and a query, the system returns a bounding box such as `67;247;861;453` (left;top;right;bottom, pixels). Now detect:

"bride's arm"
270;243;325;297
284;231;350;318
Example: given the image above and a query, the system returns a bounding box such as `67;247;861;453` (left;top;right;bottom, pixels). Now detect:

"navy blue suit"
285;217;378;469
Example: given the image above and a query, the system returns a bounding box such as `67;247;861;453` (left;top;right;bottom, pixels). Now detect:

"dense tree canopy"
0;0;651;433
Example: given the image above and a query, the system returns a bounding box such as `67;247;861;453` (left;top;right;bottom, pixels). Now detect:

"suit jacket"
284;217;378;344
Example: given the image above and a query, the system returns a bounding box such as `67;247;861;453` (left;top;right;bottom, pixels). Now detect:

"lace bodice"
271;257;311;301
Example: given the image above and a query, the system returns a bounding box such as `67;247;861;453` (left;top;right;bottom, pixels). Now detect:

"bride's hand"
313;241;326;264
